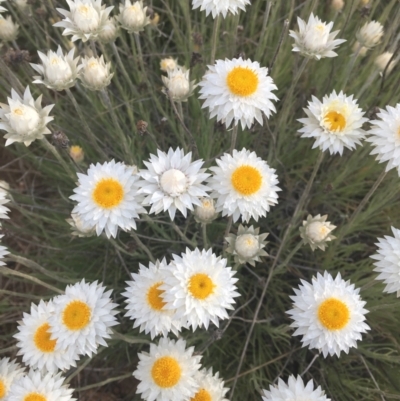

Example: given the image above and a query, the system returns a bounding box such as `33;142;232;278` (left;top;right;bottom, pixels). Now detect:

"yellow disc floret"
147;282;166;311
231;165;262;196
188;273;215;300
34;323;57;353
226;66;259;97
151;356;181;388
191;389;212;401
318;298;350;330
62;300;91;331
24;393;47;401
324;111;346;132
92;178;124;209
0;380;6;399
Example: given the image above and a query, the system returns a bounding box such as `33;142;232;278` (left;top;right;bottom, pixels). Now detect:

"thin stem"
229;125;239;153
202;223;208;249
111;42;137;94
270;19;289;72
301;354;319;376
130;232;156;263
342;44;362;90
210;15;221;64
40;138;75;179
223;216;233;256
134;32;147;79
89;40;97;56
255;1;273;62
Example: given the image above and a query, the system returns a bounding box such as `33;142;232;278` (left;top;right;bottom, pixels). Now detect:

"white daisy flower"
0;234;9;267
162;67;196;102
298;90;367;155
138;148;210;221
262;375;330;401
123;259;185;339
54;0;114;43
287;271;370;357
289;13;346;60
7;370;75;401
199;58;278;129
70;160;146;238
79;55;113;91
49;279;119;357
161;248;239;331
192;368;229;401
0;357;25;400
0;15;19;42
191;0;250;18
299;214;336;251
356;20;384;49
14;300;80;373
133;337;202;401
0;187;10;219
117;0;150;34
0;86;54;147
370;226;400;296
30;46;81;91
208;148;280;223
366;103;400;176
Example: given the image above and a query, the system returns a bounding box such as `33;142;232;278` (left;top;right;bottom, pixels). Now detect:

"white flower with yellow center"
356;20;384;49
191;0;250;18
193;197;218;224
0;358;25;401
370;226;400;296
375;52;397;75
70;160;146;238
366;104;400;176
199;58;278;129
138;148;210;221
0;234;8;267
0;187;10;219
262;376;330;401
161;248;239;331
123;259;185;339
31;46;81;91
14;300;80;373
133;337;202;401
191;368;229;401
287;271;370;357
0;15;19;42
162;67;196;102
160;57;178;73
7;370;75;401
0;86;54;147
78;55;113;91
289;13;345;59
226;224;268;266
298;90;367;155
299;214;336;251
117;0;150;33
208;148;280;223
54;0;114;43
49;280;119;357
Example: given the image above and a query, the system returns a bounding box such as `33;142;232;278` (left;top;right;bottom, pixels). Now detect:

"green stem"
229;125;239;154
40;138;75;179
202;223;208;249
210;15;221;64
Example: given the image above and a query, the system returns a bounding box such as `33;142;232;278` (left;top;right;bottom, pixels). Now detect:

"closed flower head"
79;55;113;91
356;20;384;49
117;0;150;33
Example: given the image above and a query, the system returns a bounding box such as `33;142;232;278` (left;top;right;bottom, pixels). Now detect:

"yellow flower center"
62;300;91;331
151;356;181;388
226;66;259;97
34;322;57;353
78;5;90;15
318;298;350;330
188;273;215;300
24;393;47;401
191;389;212;401
324;111;346;132
50;57;60;65
147;282;166;311
231;165;262;196
92;178;124;209
13;108;24;116
0;380;6;399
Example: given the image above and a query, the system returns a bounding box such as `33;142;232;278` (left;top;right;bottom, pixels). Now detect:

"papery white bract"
0;357;25;400
79;55;113;91
356;20;384;49
162;67;196;102
192;0;250;18
117;0;150;33
299;214;336;251
0;15;19;41
0;234;9;266
0;186;10;219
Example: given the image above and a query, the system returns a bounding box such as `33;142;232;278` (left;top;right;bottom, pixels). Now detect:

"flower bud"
98;17;118;43
375;52;397;75
194;198;217;223
118;0;150;33
162;67;196;102
300;214;336;251
79;55;113;91
13;0;28;11
352;41;368;57
0;16;19;42
67;213;95;237
160;57;178;72
331;0;344;11
356;20;383;49
69;145;85;163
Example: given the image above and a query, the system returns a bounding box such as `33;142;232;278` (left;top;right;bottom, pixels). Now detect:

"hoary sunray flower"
299;214;336;251
289;13;346;59
356;20;384;49
0;187;10;219
133;337;202;401
138;148;210;220
298;90;367;155
191;368;229;401
366;103;400;175
14;300;80;373
0;234;8;267
7;370;75;401
199;57;278;129
0;86;54;147
226;224;268;266
193;198;218;224
375;52;397;75
370;226;400;296
0;15;19;41
49;280;119;357
78;55;113;91
191;0;250;18
208;148;280;223
70;160;146;238
262;376;330;401
0;358;25;401
162;67;196;102
287;271;370;357
123;259;185;339
30;46;81;91
161;248;239;330
117;0;150;33
54;0;114;43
